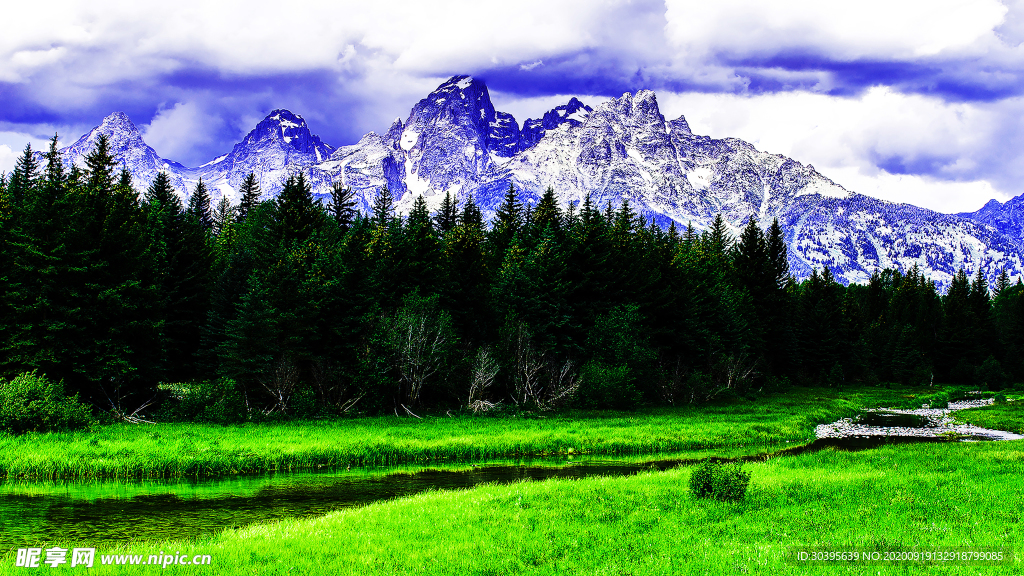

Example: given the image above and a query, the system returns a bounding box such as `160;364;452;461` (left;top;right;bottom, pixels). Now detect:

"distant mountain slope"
958;196;1024;249
57;77;1024;287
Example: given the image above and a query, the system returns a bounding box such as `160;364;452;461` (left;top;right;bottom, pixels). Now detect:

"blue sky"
1;0;1023;213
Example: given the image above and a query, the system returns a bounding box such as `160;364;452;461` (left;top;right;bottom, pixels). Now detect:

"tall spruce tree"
7;144;39;208
434;191;458;235
145;170;213;382
530;186;562;242
405;194;441;295
212;196;235;237
277;172;317;244
371;184;394;227
187;178;213;231
237;173;261;223
327;181;357;232
486;183;522;269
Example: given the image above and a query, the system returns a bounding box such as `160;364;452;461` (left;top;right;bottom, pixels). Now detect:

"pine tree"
733;216;767;293
442;196;489;343
766;218;789;289
486;183;522;269
405;194;441;294
85;135;117;193
144;169;212;382
995;268;1010;296
434;191;458;235
7;144;40;207
460;192;483;230
67;133;162;403
187;178;213;231
327;181;357;231
371;184;394;227
144;171;181;211
706;213;733;257
277;172;317;244
237;173;261;223
212;195;235;237
3;136;77;382
530;186;562;241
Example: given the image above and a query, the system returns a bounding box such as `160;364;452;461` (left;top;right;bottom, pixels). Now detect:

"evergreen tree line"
2;136;1023;419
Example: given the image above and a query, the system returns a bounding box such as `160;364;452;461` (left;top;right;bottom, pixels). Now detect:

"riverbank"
0;387;926;479
8;439;1020;575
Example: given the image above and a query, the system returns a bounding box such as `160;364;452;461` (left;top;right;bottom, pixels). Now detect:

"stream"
2;398;1019;550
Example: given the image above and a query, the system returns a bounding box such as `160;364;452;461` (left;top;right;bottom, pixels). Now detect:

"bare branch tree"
505;322;579;411
535;359;580;411
260;355;300;414
508;322;545;407
311;358;365;415
468;347;500;414
396;313;449;406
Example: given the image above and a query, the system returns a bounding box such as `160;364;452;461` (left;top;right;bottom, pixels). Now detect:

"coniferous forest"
3;135;1024;421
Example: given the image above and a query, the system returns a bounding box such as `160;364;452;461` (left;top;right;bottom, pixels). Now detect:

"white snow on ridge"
687;167;713;190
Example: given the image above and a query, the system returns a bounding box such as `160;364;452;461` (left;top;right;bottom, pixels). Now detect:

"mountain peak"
264;109;305;128
233;108;333;159
436;75;480;92
99;111;139;133
520;97;593;149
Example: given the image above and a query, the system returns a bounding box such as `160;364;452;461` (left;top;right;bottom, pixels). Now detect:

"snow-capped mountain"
56;76;1024;287
192;109;335;204
958;197;1024;249
57;112;191;194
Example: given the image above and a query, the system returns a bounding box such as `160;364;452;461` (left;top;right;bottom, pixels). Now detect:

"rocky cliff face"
58;76;1024;287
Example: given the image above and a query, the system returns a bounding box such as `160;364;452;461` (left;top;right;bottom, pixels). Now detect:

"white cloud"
1;1;1023;214
664;0;1007;60
0;131;59;173
142;102;232;166
0;145;20;174
658;88;1024;213
825;168;1007;213
0;1;655;82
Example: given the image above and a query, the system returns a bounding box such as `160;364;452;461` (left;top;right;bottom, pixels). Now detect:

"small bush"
994;393;1008;404
0;372;94;434
976;356;1009;391
157;379;247;424
578;361;641;410
689;458;751;502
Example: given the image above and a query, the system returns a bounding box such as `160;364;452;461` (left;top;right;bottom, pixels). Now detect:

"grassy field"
0;387;925;479
4;440;1020;575
955;395;1024;434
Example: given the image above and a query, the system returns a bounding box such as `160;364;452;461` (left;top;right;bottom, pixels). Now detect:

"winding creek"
2;398;1020;550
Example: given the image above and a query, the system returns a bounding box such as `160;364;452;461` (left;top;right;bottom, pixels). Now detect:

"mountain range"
53;75;1024;288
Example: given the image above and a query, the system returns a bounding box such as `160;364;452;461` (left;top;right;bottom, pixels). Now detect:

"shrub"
578;361;641;410
689;458;751;502
976;356;1008;391
0;372;95;434
156;379;247;424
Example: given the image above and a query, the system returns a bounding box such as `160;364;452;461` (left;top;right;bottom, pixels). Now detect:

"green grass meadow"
955;396;1024;434
3;440;1020;575
1;386;1020;575
0;387;919;480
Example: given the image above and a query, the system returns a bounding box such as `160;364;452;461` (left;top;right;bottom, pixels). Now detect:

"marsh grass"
0;387;914;479
7;440;1020;575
